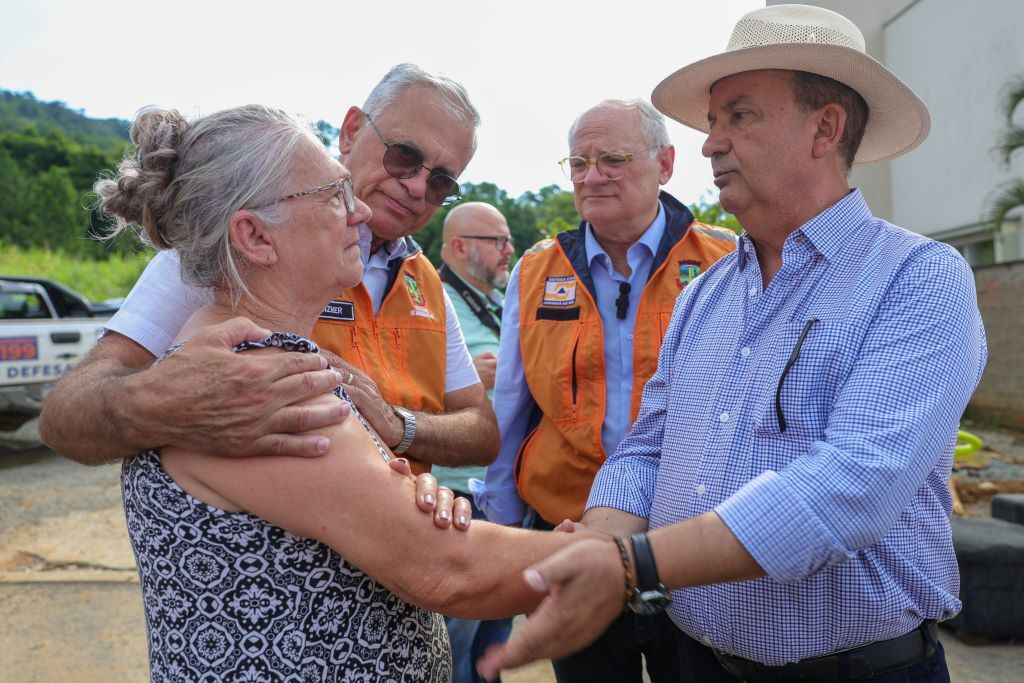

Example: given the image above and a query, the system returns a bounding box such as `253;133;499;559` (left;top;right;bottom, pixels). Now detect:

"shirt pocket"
750;318;860;474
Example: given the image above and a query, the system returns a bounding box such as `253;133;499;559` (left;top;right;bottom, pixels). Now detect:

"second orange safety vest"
515;192;736;523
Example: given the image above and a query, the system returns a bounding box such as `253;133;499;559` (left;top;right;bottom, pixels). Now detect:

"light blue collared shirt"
587;190;987;665
480;202;667;525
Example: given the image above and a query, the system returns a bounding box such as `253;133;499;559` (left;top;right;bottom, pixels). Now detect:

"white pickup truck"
0;276;118;414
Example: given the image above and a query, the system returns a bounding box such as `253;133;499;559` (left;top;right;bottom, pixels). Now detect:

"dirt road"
2;442;1022;682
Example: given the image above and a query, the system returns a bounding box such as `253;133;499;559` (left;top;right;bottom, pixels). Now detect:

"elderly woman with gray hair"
99;104;578;682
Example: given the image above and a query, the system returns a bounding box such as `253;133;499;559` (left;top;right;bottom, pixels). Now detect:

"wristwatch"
390;406;417;454
627;533;671;615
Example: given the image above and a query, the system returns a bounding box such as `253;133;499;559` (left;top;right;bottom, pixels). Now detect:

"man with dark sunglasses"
41;65;499;506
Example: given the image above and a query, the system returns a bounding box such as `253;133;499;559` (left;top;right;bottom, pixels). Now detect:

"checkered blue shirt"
587;190;987;665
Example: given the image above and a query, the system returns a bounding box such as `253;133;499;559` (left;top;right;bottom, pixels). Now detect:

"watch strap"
391;406;416;454
629;532;661;591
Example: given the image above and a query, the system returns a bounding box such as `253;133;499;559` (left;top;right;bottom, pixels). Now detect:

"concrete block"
991;494;1024;526
949;517;1024;638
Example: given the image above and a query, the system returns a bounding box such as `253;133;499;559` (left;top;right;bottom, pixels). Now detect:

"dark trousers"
673;624;951;682
551;610;685;683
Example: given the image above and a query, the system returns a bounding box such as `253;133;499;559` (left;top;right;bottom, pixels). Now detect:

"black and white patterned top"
122;332;451;682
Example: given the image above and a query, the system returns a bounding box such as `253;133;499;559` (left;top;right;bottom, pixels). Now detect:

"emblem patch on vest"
403;273;435;319
678;260;702;289
320;299;355;321
404;274;426;306
543;276;577;306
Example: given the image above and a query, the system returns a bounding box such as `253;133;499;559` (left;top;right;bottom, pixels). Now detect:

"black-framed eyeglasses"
363;112;461;207
250;177;356;214
775;317;819;433
459;235;514;251
558;151;646;182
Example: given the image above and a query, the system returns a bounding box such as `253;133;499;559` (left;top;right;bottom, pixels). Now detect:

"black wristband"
629;532;661;592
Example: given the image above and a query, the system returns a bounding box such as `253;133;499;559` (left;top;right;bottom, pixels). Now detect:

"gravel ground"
2;432;1023;682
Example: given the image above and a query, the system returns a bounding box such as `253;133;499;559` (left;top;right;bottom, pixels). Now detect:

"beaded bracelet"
613;536;636;610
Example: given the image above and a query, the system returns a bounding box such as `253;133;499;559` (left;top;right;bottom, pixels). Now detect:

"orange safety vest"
312;238;447;474
515;192;736;523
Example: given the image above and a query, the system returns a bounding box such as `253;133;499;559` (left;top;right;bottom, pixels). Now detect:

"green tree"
689;192;743;234
986;76;1024;229
316;120;339;147
416;183;578;266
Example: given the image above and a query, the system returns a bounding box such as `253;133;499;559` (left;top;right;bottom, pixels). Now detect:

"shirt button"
626;334;634;341
719;412;729;423
741;347;751;358
748;286;757;296
744;242;752;253
795;235;805;244
702;635;713;646
696;484;706;495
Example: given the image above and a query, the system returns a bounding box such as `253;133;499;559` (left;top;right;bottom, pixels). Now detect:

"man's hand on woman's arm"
388;457;473;531
39;317;348;464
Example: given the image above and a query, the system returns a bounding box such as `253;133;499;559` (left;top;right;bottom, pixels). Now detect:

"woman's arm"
162;387;576;619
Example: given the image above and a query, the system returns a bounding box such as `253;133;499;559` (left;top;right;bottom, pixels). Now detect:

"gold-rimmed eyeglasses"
250;177;357;214
558;151;647;182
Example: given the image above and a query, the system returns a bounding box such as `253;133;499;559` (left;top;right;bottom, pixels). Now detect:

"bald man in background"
435;202;515;683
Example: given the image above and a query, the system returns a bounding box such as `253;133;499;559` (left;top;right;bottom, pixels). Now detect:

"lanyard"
438;264;502;338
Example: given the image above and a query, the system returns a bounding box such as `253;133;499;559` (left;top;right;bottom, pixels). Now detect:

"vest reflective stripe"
312;251;446;475
516;220;735;523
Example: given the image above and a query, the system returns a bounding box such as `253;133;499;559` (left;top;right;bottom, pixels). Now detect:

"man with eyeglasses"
434;201;516;683
41;65;500;501
477;99;735;683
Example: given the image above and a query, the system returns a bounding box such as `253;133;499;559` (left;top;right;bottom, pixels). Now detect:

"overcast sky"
1;0;763;203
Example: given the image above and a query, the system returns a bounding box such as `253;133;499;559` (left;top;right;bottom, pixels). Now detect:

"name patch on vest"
320;299;355;321
678;260;702;289
543;276;577;306
536;307;581;321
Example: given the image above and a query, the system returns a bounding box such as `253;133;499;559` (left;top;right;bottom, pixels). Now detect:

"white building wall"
885;0;1024;237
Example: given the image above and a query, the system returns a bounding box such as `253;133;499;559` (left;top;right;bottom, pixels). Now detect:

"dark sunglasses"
363;112;461;207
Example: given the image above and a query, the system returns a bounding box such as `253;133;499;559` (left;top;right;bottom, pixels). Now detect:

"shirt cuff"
477;482;528;525
715;471;854;583
585;458;655;520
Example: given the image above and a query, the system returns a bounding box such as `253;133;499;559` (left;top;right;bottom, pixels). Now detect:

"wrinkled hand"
388;458;472;530
472;352;498;390
330;358;404;448
476;538;625;679
152;317;348;457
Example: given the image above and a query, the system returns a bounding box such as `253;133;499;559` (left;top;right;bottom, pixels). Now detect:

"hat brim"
651;43;930;164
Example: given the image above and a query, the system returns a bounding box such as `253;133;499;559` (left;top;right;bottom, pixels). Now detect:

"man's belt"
713;621;938;682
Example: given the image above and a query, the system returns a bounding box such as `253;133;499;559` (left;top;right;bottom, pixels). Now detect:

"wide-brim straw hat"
651;4;930;164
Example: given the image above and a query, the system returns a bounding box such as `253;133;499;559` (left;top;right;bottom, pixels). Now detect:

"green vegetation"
1;88;739;297
1;89;133;259
415;182;581;265
0;243;153;301
690;191;743;234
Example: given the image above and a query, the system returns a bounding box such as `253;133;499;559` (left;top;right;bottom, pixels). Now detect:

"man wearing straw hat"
478;5;987;681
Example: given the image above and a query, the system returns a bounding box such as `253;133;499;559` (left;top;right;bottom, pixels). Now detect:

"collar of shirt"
583;200;667;281
366;236;410;271
736;189;871;272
